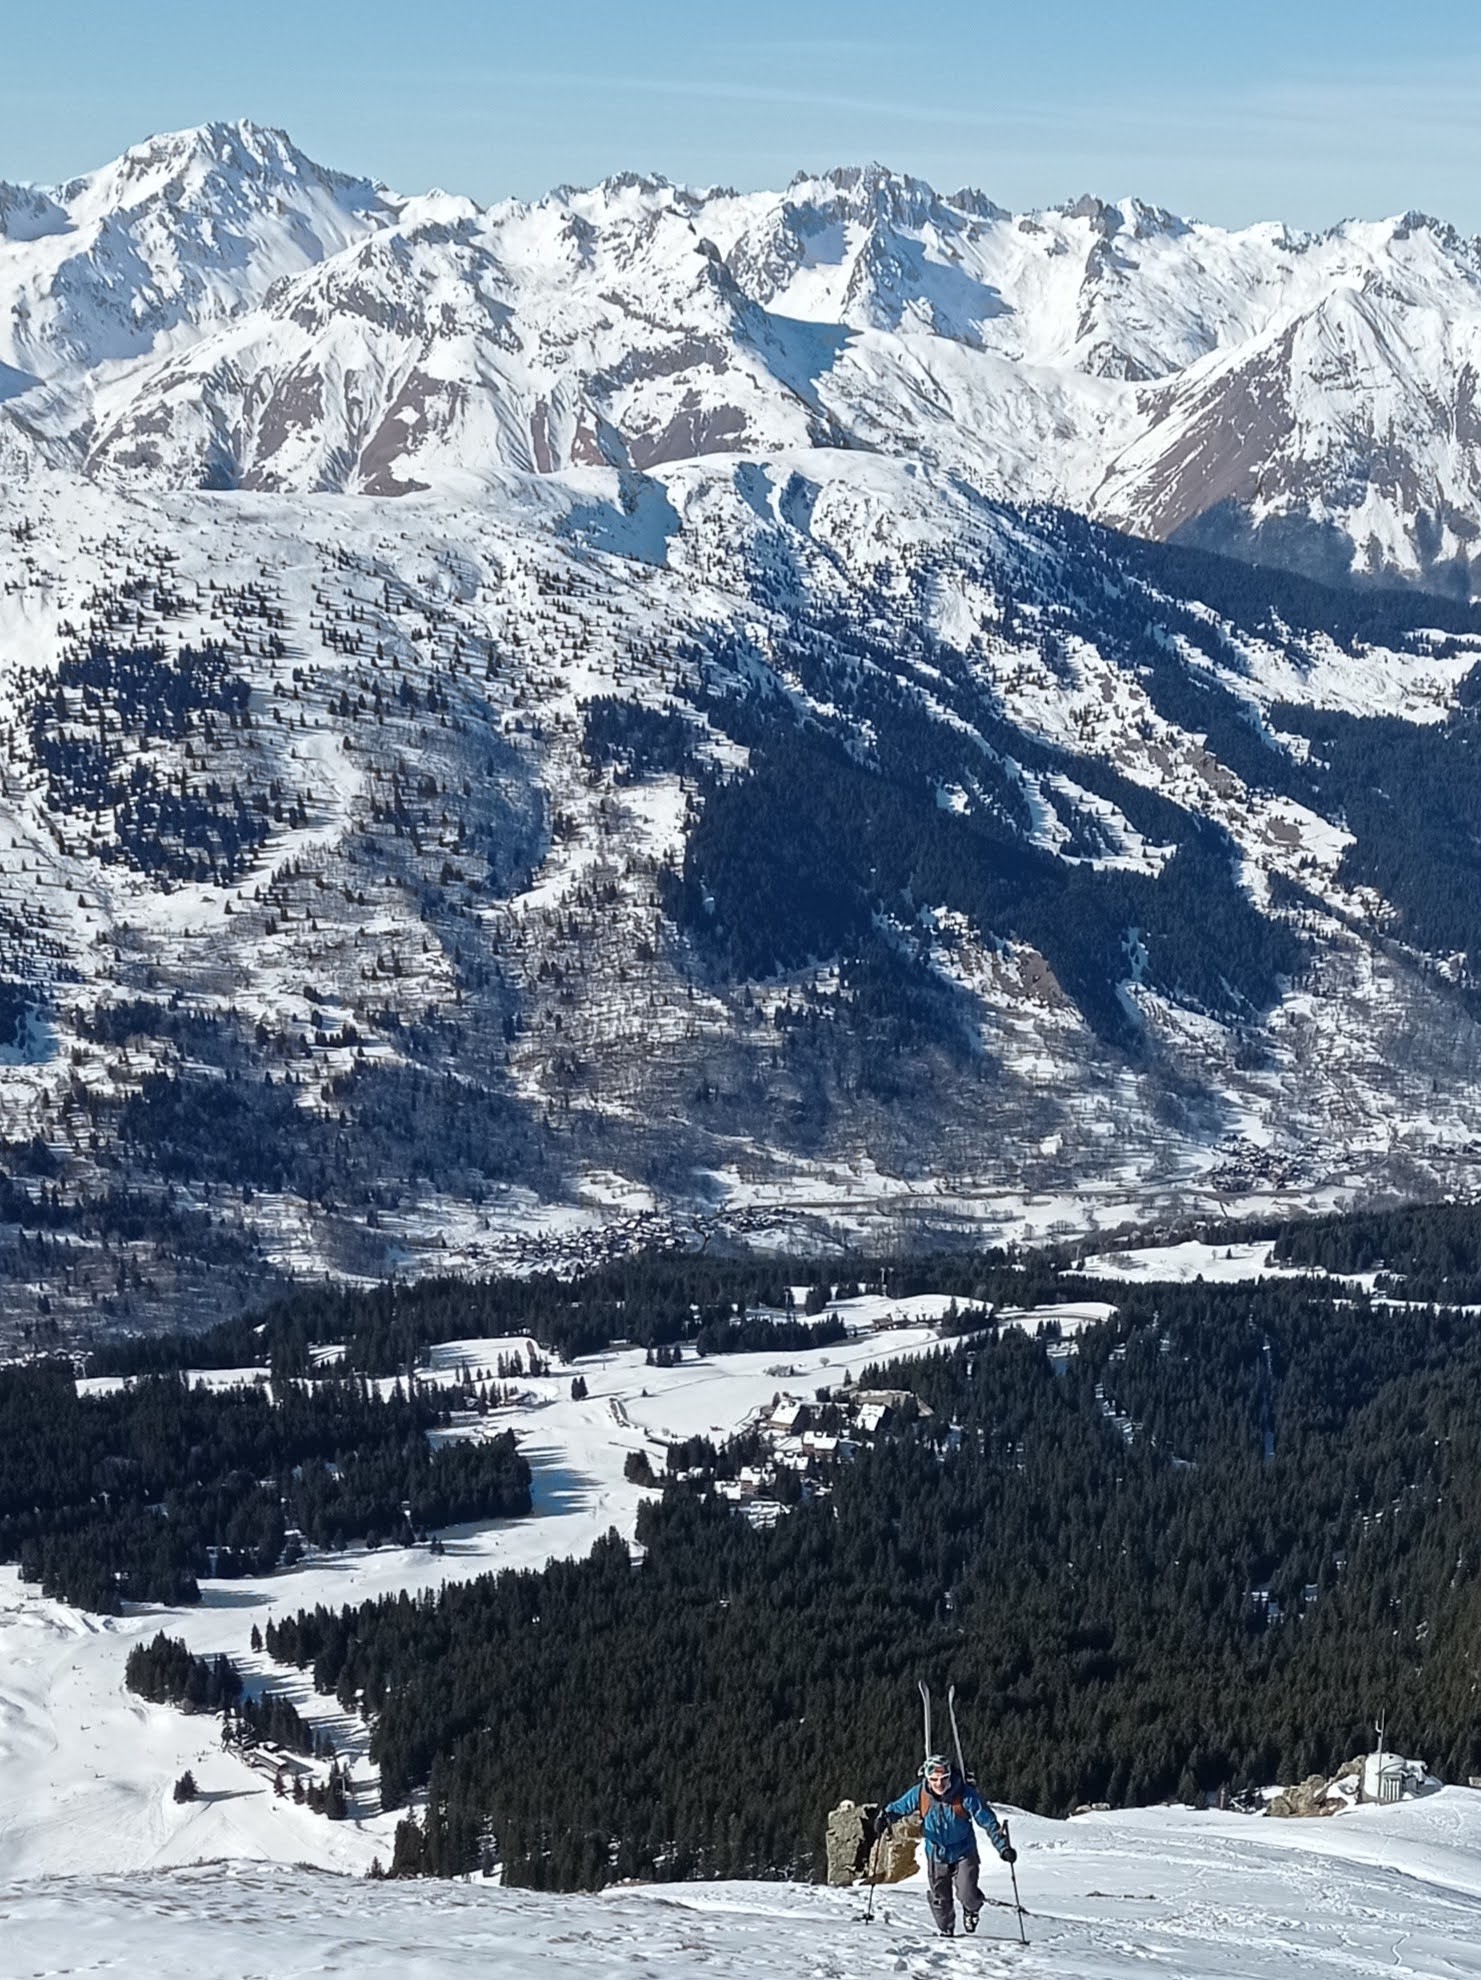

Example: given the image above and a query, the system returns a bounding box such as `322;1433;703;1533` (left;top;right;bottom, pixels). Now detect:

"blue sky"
4;0;1481;230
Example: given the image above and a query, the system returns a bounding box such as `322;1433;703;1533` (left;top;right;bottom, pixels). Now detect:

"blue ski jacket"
883;1769;1009;1865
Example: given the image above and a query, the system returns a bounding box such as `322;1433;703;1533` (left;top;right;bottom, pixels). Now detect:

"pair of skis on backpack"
921;1679;971;1780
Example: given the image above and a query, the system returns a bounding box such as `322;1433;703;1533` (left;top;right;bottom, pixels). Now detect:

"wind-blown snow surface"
7;1794;1481;1979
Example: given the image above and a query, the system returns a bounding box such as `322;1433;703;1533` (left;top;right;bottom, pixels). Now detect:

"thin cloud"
435;68;1039;127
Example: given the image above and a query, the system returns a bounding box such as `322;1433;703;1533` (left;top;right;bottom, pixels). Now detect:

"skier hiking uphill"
871;1755;1015;1936
868;1683;1016;1938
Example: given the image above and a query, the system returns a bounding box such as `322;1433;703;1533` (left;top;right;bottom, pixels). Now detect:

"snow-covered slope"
6;1791;1481;1979
3;434;1481;1328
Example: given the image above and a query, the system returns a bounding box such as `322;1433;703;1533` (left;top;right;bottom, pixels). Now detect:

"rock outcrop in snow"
1268;1753;1441;1816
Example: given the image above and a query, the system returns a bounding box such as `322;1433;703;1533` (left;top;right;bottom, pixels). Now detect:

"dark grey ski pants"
927;1852;983;1933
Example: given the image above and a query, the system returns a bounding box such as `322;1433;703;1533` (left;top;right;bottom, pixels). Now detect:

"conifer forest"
14;1216;1481;1886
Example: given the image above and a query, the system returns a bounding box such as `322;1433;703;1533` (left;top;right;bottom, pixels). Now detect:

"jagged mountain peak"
817;160;948;214
0;121;400;381
769;162;1010;241
49;118;399;247
1053;193;1191;242
542;170;731;237
62;120;341;196
589;168;681;201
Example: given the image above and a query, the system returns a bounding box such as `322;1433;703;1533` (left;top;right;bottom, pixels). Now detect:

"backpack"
919;1782;968;1823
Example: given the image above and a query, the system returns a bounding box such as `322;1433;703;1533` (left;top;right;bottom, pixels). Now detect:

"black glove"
1001;1844;1018;1865
869;1809;893;1842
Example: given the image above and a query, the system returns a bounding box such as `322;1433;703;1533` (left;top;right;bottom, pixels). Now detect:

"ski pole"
1003;1818;1028;1945
861;1824;883;1925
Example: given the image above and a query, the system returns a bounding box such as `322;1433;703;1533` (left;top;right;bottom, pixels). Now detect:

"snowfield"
6;1791;1481;1979
1075;1239;1292;1284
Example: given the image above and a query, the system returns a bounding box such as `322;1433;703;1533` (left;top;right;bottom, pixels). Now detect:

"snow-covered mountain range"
7;124;1481;1330
8;122;1481;590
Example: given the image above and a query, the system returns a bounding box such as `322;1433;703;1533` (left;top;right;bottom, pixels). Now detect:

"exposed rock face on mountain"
5;126;1481;1334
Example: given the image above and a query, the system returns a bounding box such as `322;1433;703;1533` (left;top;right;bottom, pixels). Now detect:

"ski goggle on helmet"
922;1754;952;1788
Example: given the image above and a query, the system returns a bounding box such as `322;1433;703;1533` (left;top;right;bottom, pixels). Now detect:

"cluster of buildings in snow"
714;1385;935;1526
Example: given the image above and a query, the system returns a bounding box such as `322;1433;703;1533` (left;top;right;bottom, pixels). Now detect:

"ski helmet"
921;1752;952;1782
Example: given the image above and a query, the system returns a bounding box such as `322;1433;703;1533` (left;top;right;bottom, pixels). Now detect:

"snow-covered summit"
0;119;398;381
51;118;378;217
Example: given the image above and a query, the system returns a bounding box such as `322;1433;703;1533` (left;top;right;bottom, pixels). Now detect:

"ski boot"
964;1911;980;1934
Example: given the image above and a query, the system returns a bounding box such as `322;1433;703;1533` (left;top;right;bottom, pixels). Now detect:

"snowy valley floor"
7;1795;1481;1979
